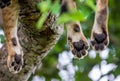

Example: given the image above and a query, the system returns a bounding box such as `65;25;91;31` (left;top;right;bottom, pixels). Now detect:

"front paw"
69;39;89;59
7;53;23;74
91;30;109;51
67;23;89;59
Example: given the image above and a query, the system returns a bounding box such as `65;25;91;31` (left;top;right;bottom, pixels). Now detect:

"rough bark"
0;0;64;81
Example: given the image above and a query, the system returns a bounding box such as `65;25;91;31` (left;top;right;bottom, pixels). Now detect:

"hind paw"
66;22;89;59
91;31;109;51
71;40;89;58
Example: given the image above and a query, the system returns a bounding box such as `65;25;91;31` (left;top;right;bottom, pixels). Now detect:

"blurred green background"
1;0;120;81
32;0;120;81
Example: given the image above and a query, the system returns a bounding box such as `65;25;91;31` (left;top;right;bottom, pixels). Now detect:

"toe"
72;49;77;55
99;43;104;50
71;40;89;58
77;52;82;58
94;44;99;50
81;50;86;56
14;54;22;65
91;41;96;46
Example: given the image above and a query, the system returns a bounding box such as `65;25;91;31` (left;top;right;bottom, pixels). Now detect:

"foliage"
0;0;120;81
36;0;90;28
30;0;120;81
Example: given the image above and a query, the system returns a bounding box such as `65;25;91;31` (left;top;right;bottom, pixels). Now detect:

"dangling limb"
91;0;109;50
2;0;23;74
61;0;89;58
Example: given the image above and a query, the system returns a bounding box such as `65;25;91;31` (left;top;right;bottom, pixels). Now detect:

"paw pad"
71;40;89;58
0;0;11;8
7;53;23;74
14;54;22;65
91;32;109;51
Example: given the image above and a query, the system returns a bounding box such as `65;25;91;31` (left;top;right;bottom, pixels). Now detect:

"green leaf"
51;1;61;15
57;13;72;25
57;10;85;25
36;12;49;29
70;10;85;21
0;35;5;43
85;0;96;11
37;0;51;13
78;6;92;19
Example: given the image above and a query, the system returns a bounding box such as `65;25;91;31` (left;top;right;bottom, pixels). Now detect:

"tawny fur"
2;0;23;74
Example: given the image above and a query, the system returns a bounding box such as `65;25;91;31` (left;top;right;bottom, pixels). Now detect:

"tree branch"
0;0;64;81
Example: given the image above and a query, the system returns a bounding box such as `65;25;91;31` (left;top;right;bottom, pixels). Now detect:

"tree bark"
0;0;64;81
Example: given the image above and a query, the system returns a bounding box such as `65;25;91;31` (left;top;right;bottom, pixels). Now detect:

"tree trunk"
0;0;64;81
